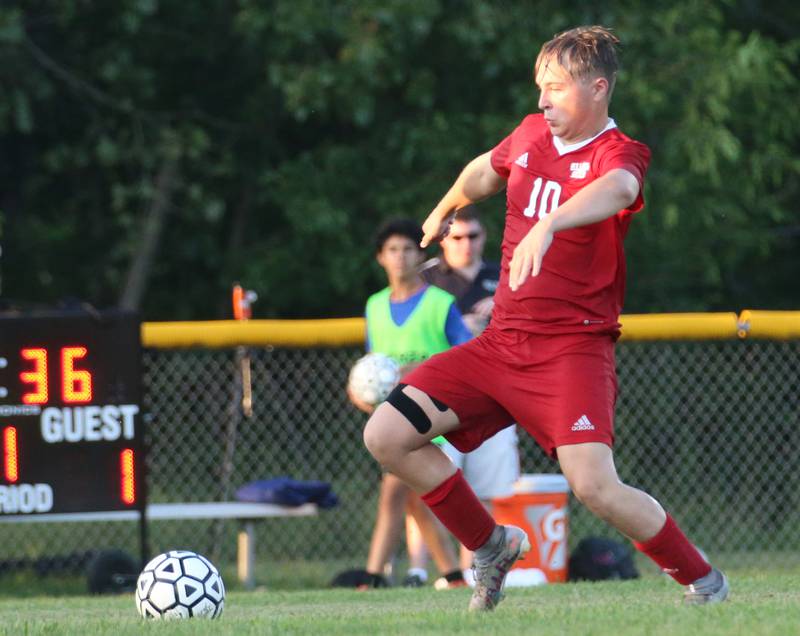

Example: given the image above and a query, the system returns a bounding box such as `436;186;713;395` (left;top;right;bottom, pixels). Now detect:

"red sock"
421;469;496;550
634;514;711;585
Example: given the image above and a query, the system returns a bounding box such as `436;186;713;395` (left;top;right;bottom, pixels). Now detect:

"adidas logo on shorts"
571;415;595;432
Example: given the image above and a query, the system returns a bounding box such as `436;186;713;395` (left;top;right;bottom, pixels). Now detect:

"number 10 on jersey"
523;177;562;220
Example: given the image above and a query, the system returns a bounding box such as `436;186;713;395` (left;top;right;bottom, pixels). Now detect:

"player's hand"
347;386;375;414
509;219;554;291
463;298;494;335
420;210;456;248
470;297;494;320
463;313;489;336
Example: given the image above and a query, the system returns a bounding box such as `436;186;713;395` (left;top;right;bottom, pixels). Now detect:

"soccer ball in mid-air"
348;353;401;406
135;550;225;619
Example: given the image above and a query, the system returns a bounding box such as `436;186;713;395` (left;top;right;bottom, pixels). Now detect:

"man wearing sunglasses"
420;206;498;337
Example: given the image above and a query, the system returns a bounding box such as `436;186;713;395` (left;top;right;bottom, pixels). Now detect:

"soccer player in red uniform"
363;26;729;611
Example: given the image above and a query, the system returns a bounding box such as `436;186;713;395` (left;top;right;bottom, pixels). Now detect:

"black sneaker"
403;573;426;587
356;572;390;590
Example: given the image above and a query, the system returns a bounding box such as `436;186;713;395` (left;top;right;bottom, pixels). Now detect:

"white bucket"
513;473;570;494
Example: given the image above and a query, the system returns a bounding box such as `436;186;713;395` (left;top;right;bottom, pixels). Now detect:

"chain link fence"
1;336;798;583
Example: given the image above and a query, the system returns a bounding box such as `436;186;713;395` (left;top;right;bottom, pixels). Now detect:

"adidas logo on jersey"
571;415;595;432
515;152;528;168
570;162;590;178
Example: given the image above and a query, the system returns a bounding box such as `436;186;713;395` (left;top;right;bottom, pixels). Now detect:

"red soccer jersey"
489;114;651;337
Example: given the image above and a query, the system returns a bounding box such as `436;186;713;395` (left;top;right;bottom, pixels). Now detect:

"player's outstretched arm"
547;168;640;233
509;168;640;291
421;152;506;248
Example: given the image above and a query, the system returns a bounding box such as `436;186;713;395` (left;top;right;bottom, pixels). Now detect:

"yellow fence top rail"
618;313;739;341
141;318;364;349
738;310;800;339
140;310;798;348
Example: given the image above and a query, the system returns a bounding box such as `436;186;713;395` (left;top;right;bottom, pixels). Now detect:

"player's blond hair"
535;26;620;101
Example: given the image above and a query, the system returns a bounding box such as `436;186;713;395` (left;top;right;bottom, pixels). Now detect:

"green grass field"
0;567;798;635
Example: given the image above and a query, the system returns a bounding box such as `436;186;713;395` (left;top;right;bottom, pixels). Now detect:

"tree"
1;1;798;319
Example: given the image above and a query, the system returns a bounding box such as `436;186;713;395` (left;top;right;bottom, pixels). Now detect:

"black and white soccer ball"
135;550;225;619
348;353;401;406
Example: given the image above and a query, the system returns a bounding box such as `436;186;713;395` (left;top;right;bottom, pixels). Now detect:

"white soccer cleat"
684;567;729;605
468;525;531;612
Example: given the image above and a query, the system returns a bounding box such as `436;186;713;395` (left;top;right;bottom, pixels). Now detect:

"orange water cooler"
492;473;570;583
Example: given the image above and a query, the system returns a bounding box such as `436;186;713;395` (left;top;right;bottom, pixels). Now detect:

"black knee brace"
385;383;451;435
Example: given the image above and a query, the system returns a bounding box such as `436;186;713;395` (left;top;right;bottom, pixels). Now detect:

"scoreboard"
0;310;145;516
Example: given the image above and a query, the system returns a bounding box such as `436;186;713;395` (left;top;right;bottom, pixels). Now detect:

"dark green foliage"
1;1;798;319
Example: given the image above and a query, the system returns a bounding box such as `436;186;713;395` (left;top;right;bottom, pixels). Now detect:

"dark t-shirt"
420;258;500;315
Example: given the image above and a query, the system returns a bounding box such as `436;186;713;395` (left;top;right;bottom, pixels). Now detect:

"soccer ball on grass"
348;353;401;406
135;550;225;619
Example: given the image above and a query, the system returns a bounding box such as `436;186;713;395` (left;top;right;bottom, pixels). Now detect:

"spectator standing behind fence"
415;205;520;583
363;26;729;611
348;218;471;589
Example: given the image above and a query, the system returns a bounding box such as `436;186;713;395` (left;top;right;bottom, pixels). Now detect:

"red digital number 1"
3;427;19;483
120;448;136;504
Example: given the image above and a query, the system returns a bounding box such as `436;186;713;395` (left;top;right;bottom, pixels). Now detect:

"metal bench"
0;501;318;589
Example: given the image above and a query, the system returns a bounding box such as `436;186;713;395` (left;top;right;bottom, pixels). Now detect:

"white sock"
474;525;505;562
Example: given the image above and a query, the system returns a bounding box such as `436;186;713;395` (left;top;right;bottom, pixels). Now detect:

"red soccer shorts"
403;327;617;458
